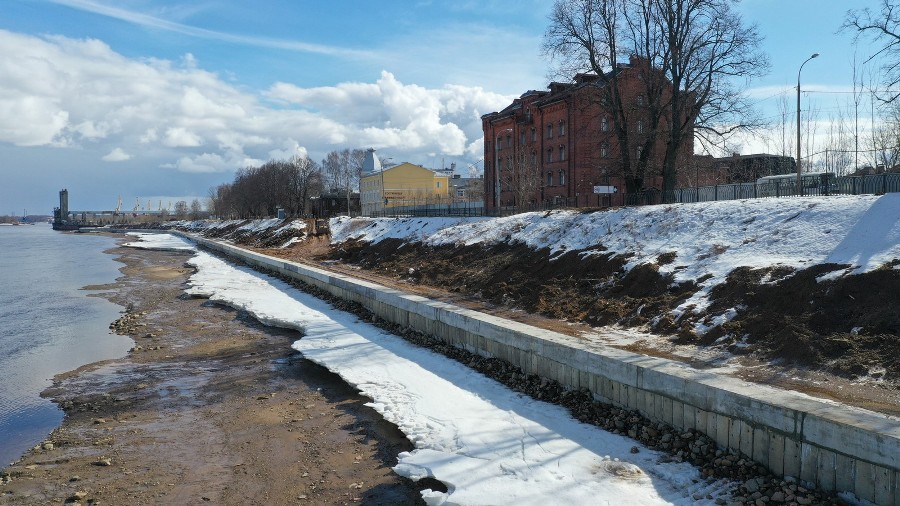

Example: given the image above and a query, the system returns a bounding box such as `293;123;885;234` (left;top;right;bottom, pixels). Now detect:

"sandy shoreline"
0;240;428;505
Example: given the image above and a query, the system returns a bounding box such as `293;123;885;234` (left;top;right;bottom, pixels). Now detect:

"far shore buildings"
359;149;451;215
481;56;694;210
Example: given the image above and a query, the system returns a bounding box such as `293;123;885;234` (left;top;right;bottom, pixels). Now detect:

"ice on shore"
181;248;733;505
123;232;196;252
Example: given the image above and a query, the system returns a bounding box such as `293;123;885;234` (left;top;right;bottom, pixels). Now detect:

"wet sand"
0;243;428;505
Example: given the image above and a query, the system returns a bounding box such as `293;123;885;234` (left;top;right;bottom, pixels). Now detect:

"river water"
0;224;132;466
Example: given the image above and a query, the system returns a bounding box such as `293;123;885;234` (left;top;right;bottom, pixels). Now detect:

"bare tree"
189;199;202;220
174;200;189;219
289;153;320;216
509;145;542;207
845;0;900;104
544;0;767;198
871;104;900;169
322;148;365;214
821;110;854;175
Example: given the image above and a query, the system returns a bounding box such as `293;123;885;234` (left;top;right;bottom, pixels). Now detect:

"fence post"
714;185;718;201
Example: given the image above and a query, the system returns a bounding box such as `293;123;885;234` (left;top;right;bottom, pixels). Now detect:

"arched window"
601;117;609;132
531;128;536;142
637;120;644;133
547;148;553;163
547;172;553;186
559;121;566;136
559;145;566;161
547;123;553;138
559;170;566;186
496;137;502;150
600;143;608;158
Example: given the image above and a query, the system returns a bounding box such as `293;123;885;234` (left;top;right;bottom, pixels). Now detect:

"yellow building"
360;162;450;215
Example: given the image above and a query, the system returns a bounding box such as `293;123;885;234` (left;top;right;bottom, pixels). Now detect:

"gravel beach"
0;239;427;505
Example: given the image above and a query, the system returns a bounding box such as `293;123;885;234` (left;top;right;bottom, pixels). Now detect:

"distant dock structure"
52;190;199;230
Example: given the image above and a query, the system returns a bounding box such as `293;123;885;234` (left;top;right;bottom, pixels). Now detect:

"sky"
0;0;888;215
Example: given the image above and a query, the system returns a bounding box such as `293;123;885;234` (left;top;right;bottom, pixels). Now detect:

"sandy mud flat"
0;242;429;505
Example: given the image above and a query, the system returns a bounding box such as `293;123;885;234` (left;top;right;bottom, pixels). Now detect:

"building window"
456;189;465;198
507;135;512;148
636;146;643;158
520;131;526;145
547;123;553;138
637;120;644;133
600;143;608;158
559;145;566;161
497;137;502;151
559;121;566;136
436;181;442;188
637;94;644;106
547;172;553;186
601;117;609;132
559;170;566;186
547;148;553;163
531;128;536;142
531;152;537;166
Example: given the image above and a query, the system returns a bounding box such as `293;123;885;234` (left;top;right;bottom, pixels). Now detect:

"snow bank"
183;249;734;505
332;194;900;314
123;232;196;252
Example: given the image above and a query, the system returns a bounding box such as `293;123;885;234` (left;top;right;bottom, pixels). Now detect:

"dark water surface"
0;224;132;466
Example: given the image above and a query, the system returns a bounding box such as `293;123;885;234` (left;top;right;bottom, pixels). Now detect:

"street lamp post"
796;53;819;194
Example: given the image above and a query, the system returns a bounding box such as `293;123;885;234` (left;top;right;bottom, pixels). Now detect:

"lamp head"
811;53;820;59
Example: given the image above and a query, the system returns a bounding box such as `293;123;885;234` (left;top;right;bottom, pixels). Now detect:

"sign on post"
593;185;618;194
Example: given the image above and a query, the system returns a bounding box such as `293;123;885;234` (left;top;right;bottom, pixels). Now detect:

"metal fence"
366;200;486;218
355;173;900;218
669;172;900;205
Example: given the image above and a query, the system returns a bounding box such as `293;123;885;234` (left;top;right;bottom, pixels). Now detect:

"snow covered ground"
126;232;737;505
332;194;900;322
123;232;196;251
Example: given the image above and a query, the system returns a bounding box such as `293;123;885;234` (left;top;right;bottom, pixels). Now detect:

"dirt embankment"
271;235;900;386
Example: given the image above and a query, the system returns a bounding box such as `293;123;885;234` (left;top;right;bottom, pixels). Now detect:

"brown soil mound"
326;239;900;383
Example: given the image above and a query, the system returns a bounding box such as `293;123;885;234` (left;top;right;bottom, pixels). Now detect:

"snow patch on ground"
181;249;737;505
123;232;196;251
332;195;900;312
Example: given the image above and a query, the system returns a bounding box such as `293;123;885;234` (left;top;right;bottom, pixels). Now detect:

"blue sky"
0;0;886;214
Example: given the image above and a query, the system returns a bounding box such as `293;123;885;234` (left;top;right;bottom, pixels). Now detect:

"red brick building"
482;57;693;210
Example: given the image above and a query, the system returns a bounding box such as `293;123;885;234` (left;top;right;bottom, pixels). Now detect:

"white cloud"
163;127;204;147
163;151;263;173
102;147;131;161
0;28;513;177
267;71;512;160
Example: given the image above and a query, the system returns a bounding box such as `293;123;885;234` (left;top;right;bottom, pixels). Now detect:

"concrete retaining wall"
182;234;900;505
